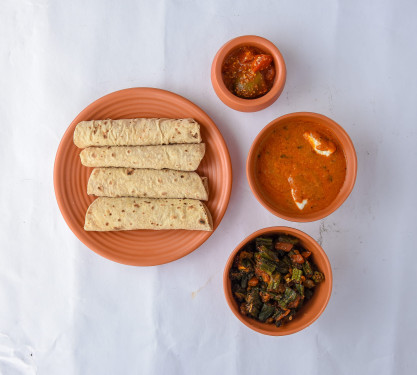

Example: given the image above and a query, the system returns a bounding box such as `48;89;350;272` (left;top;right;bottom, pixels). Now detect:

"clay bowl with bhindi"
223;227;332;336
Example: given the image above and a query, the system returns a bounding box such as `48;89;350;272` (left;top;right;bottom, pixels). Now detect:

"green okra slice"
278;287;298;308
267;272;281;291
312;271;325;284
302;260;313;277
240;273;249;289
257;256;276;275
258;304;276;322
295;283;305;296
256;237;273;250
278;235;299;245
258;247;280;262
291;268;303;283
246;287;262;318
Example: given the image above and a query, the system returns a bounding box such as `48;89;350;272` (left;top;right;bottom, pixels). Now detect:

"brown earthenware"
211;35;286;112
247;112;357;222
54;88;232;266
223;226;332;336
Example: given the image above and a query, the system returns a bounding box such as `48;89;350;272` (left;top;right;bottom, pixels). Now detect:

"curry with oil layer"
256;122;347;214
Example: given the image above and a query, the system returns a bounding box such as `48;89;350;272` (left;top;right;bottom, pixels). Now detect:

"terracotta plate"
54;88;232;266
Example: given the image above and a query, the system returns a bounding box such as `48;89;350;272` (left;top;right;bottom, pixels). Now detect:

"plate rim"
53;87;233;266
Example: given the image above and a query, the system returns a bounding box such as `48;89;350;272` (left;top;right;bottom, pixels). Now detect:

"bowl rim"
246;112;358;222
211;35;286;112
223;226;333;336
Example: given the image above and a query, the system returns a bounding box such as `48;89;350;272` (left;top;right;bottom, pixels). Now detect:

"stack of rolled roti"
73;118;213;231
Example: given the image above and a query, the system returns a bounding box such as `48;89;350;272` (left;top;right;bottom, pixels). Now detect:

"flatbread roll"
73;118;201;148
87;168;209;201
80;143;205;171
84;197;213;231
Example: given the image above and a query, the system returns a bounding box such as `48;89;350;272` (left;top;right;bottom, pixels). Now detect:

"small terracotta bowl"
211;35;286;112
223;226;332;336
247;112;357;222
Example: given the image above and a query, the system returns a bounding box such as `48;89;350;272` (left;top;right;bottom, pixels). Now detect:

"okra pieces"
229;234;325;327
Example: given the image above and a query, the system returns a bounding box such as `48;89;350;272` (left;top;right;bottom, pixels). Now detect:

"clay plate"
54;88;232;266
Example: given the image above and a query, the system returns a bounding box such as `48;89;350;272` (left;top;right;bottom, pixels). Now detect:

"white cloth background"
1;0;416;374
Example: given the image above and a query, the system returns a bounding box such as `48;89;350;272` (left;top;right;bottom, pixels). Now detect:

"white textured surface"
1;0;417;374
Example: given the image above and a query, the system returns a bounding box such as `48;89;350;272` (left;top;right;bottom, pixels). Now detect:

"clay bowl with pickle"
223;227;332;336
211;35;286;112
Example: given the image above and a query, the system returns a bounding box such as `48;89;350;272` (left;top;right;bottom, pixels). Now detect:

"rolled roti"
87;168;209;201
80;143;205;171
84;197;213;231
74;118;201;148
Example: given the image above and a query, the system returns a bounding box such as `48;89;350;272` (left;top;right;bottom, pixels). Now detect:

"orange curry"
256;122;347;214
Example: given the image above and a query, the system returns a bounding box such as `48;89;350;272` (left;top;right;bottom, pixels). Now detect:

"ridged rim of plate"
54;88;232;266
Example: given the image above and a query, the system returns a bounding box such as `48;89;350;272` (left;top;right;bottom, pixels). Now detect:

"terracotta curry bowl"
246;112;357;222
